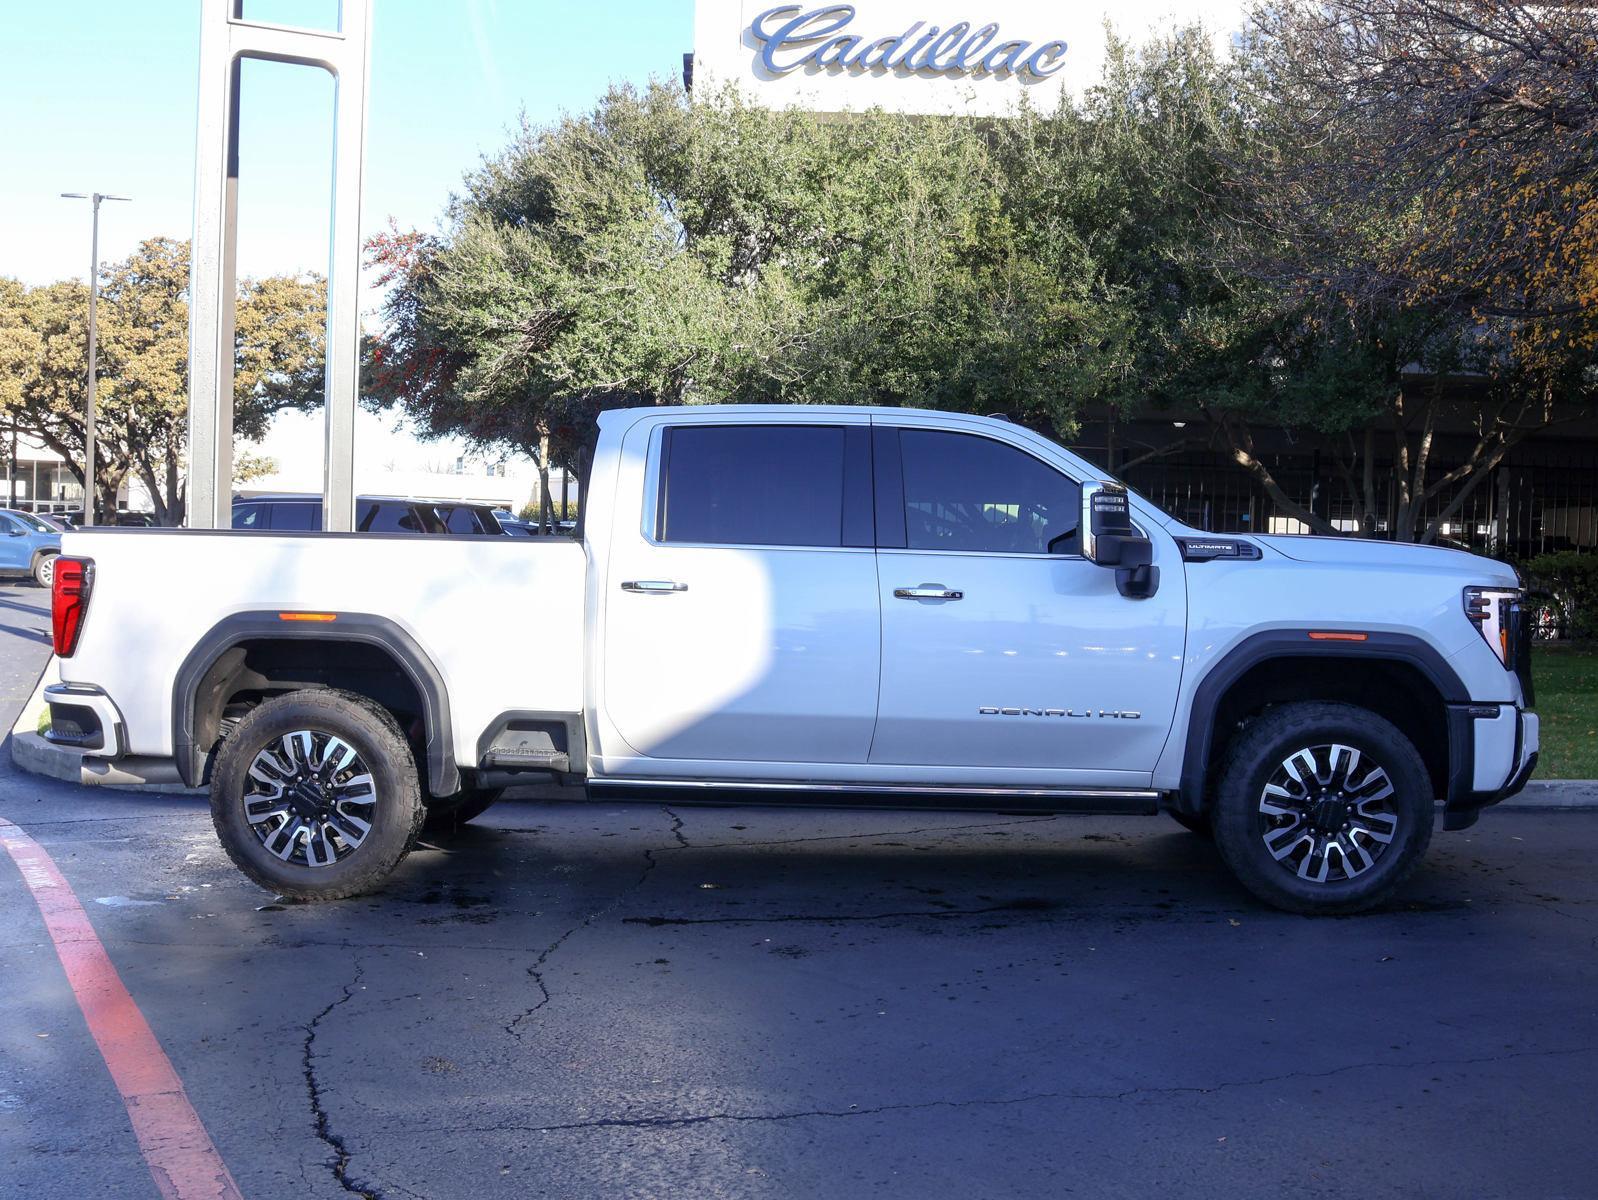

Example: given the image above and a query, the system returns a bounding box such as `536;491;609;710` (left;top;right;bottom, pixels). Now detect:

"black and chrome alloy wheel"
211;689;423;900
1211;702;1433;915
1257;743;1398;884
244;730;377;868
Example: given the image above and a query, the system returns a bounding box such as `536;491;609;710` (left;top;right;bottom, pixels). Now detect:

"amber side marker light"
278;612;338;623
1308;630;1369;642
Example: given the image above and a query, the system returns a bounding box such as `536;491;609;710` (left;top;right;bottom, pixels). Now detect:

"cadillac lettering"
748;5;1068;79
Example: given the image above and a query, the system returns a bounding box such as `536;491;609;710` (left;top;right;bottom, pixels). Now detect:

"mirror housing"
1080;481;1158;599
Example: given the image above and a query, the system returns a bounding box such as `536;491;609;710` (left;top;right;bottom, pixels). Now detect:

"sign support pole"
187;0;371;532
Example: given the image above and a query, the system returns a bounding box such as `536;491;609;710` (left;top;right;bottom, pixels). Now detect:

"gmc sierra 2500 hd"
44;406;1538;913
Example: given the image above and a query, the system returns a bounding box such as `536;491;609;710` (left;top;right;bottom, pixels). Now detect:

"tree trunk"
165;451;184;526
1204;409;1340;536
1417;445;1512;545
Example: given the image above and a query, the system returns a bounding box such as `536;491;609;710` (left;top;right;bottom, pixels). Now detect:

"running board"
586;777;1162;815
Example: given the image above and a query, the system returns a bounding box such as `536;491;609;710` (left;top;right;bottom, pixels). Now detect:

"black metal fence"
1093;434;1598;564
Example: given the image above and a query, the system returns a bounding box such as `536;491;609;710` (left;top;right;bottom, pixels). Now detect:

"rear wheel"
423;781;504;830
32;553;55;588
1211;702;1433;915
209;689;424;900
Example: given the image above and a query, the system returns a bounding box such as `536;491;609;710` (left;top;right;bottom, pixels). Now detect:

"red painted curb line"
0;816;244;1200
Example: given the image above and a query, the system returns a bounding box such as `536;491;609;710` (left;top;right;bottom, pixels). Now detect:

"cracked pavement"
1;581;1596;1198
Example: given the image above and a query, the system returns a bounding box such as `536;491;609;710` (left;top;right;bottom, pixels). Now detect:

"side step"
587;777;1162;815
477;711;581;775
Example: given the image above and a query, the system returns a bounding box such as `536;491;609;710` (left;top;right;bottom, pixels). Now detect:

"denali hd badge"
978;707;1142;719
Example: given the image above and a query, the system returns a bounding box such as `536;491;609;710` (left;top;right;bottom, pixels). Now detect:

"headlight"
1464;586;1520;667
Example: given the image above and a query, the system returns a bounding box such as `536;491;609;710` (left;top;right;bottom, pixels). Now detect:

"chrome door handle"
621;580;688;593
894;586;963;600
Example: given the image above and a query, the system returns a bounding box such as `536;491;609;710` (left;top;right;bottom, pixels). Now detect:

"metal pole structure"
60;191;129;526
188;0;372;532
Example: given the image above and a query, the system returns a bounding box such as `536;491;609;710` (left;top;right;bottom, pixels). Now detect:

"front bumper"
1443;703;1539;831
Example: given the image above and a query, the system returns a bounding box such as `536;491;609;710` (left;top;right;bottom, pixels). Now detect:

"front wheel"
209;689;424;900
1211;702;1434;915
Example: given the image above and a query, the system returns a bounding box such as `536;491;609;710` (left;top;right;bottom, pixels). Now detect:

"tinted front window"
269;502;320;531
660;425;852;548
232;504;266;530
899;430;1080;555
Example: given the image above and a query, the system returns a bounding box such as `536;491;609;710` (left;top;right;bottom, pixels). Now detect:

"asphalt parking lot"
1;578;1595;1199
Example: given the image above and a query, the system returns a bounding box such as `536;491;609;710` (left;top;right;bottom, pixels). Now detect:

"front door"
870;426;1186;777
602;418;881;766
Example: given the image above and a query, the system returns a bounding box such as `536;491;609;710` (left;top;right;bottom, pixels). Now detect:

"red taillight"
51;557;94;657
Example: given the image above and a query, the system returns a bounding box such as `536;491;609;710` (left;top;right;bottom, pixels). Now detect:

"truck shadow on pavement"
395;803;1502;928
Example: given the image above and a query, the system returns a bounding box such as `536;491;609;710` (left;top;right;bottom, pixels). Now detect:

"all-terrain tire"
423;783;505;830
1211;702;1434;915
209;689;424;901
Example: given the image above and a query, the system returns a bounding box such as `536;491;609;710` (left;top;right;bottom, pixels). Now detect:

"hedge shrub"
1525;552;1598;640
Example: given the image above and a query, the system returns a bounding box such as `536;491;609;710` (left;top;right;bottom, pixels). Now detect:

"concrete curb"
10;729;80;783
1500;780;1598;810
8;732;203;793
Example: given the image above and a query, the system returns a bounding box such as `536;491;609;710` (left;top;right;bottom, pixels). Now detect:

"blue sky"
0;0;694;288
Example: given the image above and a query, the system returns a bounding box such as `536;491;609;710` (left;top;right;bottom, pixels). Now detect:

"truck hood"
1252;534;1519;586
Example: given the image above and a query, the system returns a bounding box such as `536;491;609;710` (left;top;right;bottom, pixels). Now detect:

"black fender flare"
172;611;458;795
1175;629;1470;813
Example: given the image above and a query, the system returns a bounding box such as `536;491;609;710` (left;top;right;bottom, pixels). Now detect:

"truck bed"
57;528;586;769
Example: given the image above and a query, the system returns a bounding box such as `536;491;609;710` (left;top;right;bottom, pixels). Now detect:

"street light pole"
60;191;130;526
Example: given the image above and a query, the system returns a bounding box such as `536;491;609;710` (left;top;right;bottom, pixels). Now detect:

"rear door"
601;418;880;765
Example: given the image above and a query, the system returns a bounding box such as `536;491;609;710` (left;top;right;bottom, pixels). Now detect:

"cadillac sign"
748;5;1069;79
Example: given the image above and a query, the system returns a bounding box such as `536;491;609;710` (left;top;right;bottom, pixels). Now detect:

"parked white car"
46;406;1537;913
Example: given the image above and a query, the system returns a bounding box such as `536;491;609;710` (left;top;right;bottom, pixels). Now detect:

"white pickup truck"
45;405;1538;913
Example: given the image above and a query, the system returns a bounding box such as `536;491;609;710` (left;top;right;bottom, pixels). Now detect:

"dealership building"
686;2;1597;558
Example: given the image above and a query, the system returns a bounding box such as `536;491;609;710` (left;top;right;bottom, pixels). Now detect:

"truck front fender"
1175;629;1470;814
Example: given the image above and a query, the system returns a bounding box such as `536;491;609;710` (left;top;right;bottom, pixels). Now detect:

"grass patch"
1531;644;1598;779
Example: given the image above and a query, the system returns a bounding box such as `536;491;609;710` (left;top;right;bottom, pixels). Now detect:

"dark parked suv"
232;496;504;535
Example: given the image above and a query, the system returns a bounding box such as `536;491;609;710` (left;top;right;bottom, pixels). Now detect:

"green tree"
0;238;326;523
364;80;1137;515
1213;0;1598;541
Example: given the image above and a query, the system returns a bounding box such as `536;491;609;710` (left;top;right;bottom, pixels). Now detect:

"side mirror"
1080;481;1158;599
7;528;23;537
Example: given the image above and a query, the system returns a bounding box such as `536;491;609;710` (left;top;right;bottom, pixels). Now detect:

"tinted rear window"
659;425;851;548
440;506;501;535
269;502;320;531
360;502;442;534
